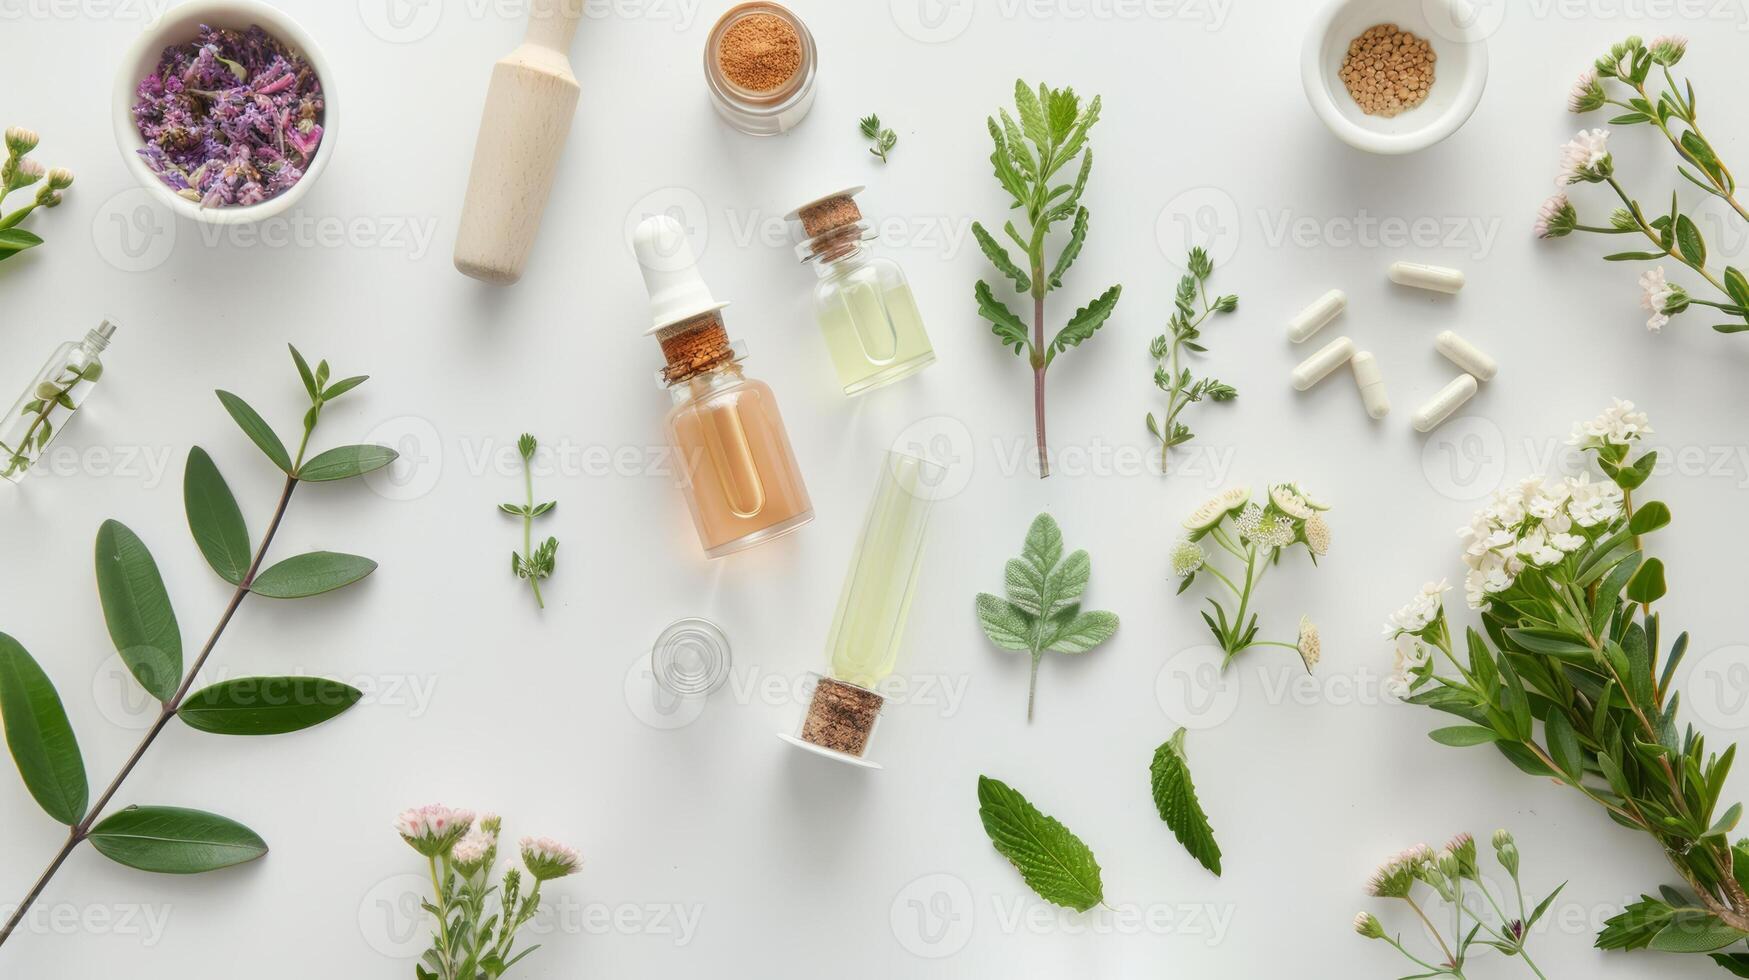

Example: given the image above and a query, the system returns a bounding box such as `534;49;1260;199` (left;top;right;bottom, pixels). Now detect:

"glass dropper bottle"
1;319;117;483
780;451;944;768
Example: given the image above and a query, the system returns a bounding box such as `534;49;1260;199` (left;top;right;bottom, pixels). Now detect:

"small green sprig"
972;80;1121;479
1354;830;1561;979
975;513;1119;721
858;113;897;163
1147;247;1238;475
500;434;556;609
0;126;73;264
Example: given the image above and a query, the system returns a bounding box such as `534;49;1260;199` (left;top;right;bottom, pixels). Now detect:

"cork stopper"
657;314;736;384
798;676;885;757
798;195;861;238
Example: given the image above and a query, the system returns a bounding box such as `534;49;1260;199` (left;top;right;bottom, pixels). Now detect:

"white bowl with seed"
1301;0;1489;154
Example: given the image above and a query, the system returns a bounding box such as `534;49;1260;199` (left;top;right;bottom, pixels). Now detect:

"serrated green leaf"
1048;207;1089;290
972;223;1031;293
1022;513;1063;570
1047;284;1121;363
0;633;88;825
1041;550;1089;618
1046;610;1118;653
88;805;267;874
974;280;1032;356
215;390;292;473
297;444;398;482
1004;558;1047;616
976;775;1104;911
976;594;1033;651
249;552;377;599
1012;79;1048;147
183;447;252;586
94;521;182;703
1149;729;1221;875
177;676;362;735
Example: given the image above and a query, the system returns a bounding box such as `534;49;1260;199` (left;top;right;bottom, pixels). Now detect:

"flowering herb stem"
1148;248;1237;474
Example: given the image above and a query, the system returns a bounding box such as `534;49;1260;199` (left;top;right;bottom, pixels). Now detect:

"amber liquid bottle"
636;215;813;558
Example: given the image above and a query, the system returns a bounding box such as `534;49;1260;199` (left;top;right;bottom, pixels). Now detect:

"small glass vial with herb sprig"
789;188;935;395
634;215;814;559
1;319;116;483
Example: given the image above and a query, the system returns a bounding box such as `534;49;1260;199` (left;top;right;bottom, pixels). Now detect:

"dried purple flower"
131;24;323;208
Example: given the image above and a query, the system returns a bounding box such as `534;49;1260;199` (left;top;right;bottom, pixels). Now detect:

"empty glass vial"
779;451;944;768
789;187;935;396
634;215;813;559
1;319;117;484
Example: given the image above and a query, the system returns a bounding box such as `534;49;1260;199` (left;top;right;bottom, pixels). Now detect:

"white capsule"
1288;289;1346;343
1413;374;1479;433
1350;351;1389;419
1292;336;1355;391
1389;262;1465;294
1434;330;1497;381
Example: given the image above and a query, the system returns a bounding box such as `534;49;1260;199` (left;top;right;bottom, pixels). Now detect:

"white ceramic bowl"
1301;0;1489;155
112;0;336;225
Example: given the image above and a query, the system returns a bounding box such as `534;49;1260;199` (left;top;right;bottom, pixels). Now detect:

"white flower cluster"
1638;269;1676;332
1235;502;1297;549
1384;580;1449;638
1383;635;1431;700
1458;475;1622;609
1568;397;1652;448
1556;128;1611;184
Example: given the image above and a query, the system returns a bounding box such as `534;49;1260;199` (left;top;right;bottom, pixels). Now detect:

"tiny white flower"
1297;618;1321;673
1639;267;1676;332
1556;128;1611;185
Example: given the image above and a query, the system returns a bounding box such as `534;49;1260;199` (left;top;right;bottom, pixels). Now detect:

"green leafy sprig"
0;126;72;265
1147;247;1238;475
972;80;1120;479
0;344;395;950
1389;402;1749;960
500;434;556;609
976;775;1105;912
975;513;1119;722
858;113;897;163
1548;36;1749;335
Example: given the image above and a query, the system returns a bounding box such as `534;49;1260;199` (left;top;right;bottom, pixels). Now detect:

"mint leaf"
976;775;1103;911
1149;729;1222;876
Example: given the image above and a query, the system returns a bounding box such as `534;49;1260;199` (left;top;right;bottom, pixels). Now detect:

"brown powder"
717;12;801;92
658;314;734;384
799;677;884;756
1339;23;1436;118
798;195;861;238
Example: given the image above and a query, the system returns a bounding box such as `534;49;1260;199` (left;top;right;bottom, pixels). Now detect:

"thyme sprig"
1147;247;1238;475
859;114;898;163
500;434;556;609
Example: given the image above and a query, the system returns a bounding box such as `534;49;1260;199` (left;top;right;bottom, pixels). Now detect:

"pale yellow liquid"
825;456;937;688
816;280;935;395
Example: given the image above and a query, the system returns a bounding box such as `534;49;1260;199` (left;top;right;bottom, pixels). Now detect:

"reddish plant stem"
0;474;298;950
1032;281;1049;479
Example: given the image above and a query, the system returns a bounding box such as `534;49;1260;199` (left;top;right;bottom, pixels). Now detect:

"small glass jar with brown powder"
704;2;817;136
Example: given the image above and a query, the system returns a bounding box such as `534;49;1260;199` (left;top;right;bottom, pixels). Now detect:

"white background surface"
4;0;1749;976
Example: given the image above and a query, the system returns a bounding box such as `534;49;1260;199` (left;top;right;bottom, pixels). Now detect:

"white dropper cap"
633;215;729;336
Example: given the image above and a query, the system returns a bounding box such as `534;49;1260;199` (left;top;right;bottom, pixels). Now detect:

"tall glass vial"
635;215;813;558
1;319;117;483
779;451;944;768
789;188;935;395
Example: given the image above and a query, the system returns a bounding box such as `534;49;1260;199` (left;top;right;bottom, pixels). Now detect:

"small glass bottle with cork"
779;451;944;768
703;2;817;136
789;187;935;396
1;319;117;483
633;214;814;559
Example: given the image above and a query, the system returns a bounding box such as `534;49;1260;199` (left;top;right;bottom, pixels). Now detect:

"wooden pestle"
453;0;583;285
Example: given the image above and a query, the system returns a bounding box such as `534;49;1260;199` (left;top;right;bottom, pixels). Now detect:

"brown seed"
1339;23;1436;117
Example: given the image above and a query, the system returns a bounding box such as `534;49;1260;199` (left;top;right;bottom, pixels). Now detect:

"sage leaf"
250;552;377;599
0;633;88;826
216;390;292;473
1648;911;1748;953
184;447;252;585
94;520;182;702
976;594;1033;651
297;444;398;482
976;775;1103;911
178;676;362;735
88;805;267;874
1046;610;1118;653
1149;729;1222;876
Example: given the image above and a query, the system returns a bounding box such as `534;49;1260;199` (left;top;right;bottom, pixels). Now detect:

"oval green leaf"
297;445;398;483
249;552;377;599
1428;725;1499;747
88;805;267;874
1629;501;1672;535
215;390;291;473
1627;558;1668;604
184;447;252;585
178;676;362;735
94;521;182;702
0;633;88;826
